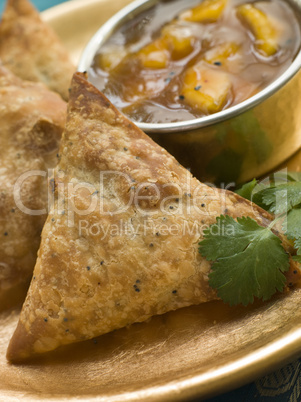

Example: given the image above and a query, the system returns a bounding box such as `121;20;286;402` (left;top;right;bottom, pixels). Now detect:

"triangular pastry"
0;65;66;309
7;72;300;361
0;0;75;100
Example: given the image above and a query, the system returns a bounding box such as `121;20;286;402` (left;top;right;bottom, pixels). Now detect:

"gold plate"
1;1;301;401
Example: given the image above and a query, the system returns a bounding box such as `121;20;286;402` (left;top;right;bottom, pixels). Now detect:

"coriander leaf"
236;172;301;214
294;237;301;256
259;182;301;214
199;216;290;306
236;179;273;210
199;215;268;260
236;178;258;200
283;207;301;240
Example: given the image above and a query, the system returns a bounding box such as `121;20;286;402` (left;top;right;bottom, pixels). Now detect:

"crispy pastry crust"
0;65;66;310
0;0;75;100
7;73;301;362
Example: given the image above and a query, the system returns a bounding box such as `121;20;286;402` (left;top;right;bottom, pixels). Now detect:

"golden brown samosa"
7;73;300;361
0;0;75;100
0;65;66;309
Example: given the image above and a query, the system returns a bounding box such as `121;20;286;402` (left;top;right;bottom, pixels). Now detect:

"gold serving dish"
0;1;300;401
2;290;301;401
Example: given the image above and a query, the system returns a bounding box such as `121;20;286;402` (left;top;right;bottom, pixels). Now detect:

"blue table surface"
1;0;301;400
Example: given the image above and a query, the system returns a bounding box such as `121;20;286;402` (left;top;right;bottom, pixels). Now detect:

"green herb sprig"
237;172;301;258
198;172;301;306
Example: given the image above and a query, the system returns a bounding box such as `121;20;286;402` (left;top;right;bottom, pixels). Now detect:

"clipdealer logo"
12;168;293;236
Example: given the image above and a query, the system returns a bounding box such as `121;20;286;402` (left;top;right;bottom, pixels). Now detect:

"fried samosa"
0;0;75;100
7;72;300;361
0;65;66;309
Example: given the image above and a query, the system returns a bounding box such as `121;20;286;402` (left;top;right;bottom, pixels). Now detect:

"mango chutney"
89;0;301;124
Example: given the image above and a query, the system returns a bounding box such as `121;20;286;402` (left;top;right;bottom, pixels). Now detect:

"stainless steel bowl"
78;0;301;184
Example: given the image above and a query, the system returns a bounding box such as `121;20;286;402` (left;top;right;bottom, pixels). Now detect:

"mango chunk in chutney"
204;42;240;66
138;39;170;69
96;47;128;72
138;25;195;69
236;4;279;56
182;64;232;114
161;24;195;60
180;0;227;22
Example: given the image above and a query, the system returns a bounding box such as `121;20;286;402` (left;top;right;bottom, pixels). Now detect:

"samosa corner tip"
3;0;39;18
69;72;119;112
6;321;33;363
